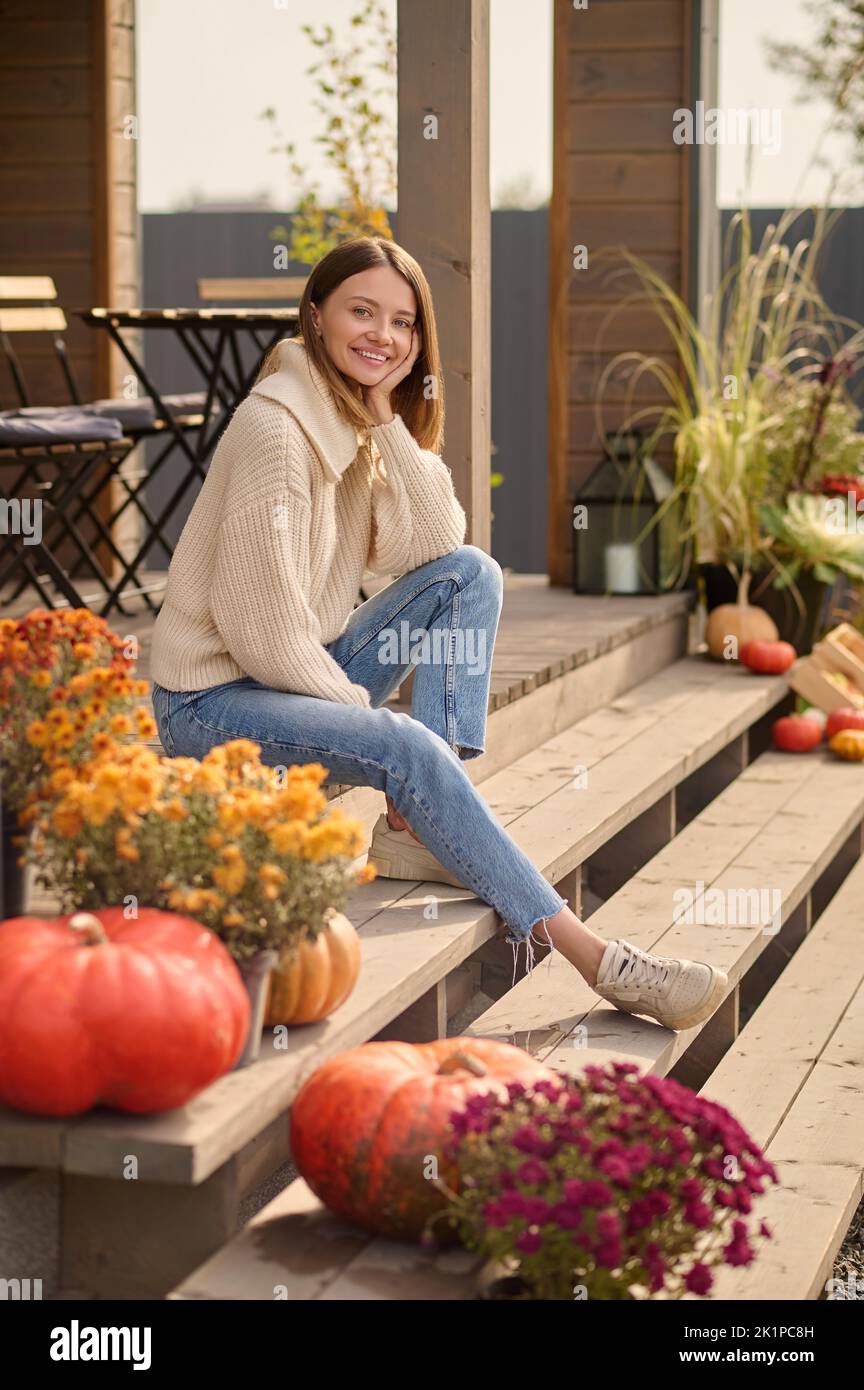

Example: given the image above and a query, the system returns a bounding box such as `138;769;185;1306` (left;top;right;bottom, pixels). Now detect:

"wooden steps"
5;657;790;1178
463;746;864;1085
169;745;864;1301
695;854;864;1301
10;642;855;1301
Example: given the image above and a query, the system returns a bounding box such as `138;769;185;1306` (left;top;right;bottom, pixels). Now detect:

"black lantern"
571;430;675;595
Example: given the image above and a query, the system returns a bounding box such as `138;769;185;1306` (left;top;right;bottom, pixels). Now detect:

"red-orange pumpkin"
290;1038;557;1240
0;907;249;1117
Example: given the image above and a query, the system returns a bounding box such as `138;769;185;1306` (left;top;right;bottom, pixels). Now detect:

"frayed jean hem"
503;897;569;987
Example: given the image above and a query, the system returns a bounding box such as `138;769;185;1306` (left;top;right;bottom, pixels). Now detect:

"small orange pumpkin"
705;603;778;661
263;909;361;1026
828;728;864;762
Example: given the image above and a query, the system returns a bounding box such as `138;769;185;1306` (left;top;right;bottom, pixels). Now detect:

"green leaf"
813;562;839;583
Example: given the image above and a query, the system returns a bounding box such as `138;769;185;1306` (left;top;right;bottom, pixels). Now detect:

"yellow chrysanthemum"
212;858;247;895
108;713;133;736
25;720;50;748
79;788;118;826
114;831;140;861
190;765;227;796
30;669;52;689
216;797;248;835
48;767;77;792
267;820;310;856
52;802;83;838
222;739;262;769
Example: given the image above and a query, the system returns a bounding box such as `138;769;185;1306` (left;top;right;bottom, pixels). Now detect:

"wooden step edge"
462;751;864;1078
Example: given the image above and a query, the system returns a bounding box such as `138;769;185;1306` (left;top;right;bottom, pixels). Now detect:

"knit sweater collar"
249;337;364;483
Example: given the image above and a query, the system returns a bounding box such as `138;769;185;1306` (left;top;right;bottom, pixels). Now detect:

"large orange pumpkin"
290;1038;557;1240
0;907;249;1116
264;909;360;1026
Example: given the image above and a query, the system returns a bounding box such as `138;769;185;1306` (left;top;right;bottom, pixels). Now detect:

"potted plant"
0;608;154;918
596;206;864;653
440;1063;778;1300
20;737;374;1065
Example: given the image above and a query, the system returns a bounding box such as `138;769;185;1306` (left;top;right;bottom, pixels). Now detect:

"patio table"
75;306;299;614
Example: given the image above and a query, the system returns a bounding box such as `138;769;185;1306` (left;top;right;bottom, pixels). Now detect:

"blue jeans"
150;545;567;946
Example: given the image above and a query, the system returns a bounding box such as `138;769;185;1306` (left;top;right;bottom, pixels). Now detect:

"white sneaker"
366;813;468;888
594;938;728;1031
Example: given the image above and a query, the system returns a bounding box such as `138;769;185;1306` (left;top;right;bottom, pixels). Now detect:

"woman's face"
310;265;419;388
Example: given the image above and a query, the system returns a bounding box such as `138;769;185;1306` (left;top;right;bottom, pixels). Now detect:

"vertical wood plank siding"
548;0;691;584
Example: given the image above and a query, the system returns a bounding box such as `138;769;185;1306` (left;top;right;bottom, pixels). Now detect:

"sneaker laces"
611;941;672;993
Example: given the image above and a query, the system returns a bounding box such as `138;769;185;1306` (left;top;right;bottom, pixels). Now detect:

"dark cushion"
84;392;217;430
0;409;124;447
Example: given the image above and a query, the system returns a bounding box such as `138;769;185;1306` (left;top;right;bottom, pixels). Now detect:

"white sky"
136;0;859;212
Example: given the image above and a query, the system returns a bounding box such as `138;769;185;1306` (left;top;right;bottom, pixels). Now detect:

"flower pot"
698;563;832;654
234;948;278;1069
1;802;29;920
475;1257;530;1300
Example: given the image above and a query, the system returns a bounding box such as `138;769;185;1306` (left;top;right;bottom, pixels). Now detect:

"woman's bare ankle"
532;905;608;987
385;796;422;842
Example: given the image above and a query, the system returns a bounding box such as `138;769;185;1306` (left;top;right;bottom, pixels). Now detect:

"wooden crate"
789;625;864;713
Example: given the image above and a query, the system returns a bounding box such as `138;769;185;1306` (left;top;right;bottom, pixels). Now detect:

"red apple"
825;706;864;740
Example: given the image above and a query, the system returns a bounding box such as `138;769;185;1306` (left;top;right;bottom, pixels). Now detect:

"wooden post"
548;0;719;585
91;0;141;582
396;0;491;552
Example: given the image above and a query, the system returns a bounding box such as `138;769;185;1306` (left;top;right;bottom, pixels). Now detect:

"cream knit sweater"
150;338;467;706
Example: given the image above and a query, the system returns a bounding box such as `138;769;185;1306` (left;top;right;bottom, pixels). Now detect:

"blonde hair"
254;236;445;453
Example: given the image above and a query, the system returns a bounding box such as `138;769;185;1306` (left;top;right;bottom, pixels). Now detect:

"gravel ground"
828;1196;864;1298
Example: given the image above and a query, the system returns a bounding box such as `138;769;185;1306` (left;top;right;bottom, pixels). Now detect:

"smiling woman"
149;233;728;1036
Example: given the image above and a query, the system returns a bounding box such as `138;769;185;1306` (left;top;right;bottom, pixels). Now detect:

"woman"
150;235;726;1032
